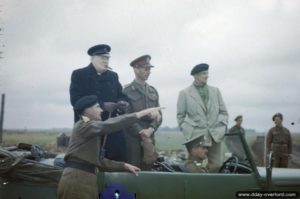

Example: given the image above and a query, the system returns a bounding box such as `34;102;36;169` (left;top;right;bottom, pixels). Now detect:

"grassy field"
1;129;300;153
1;129;299;168
0;130;185;152
1;130;71;152
155;131;185;151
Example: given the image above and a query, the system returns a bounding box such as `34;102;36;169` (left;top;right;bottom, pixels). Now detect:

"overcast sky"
0;0;299;132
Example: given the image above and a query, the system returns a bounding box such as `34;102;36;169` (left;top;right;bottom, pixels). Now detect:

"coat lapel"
206;86;213;112
87;64;97;91
188;85;207;112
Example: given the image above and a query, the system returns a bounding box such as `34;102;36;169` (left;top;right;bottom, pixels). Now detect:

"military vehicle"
0;132;299;199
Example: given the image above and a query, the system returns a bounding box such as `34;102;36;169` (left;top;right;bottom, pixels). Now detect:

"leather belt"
65;161;97;174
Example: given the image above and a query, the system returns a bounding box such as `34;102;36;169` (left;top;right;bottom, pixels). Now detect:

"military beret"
130;55;154;68
272;113;283;121
73;95;101;115
87;44;111;56
190;63;209;75
234;115;243;122
183;134;210;152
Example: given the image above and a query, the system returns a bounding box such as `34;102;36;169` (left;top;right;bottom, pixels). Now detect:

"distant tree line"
157;126;257;133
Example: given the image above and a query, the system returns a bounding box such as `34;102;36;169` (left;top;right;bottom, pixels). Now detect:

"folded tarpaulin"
0;147;62;186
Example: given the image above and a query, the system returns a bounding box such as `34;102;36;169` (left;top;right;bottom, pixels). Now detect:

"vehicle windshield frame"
224;131;264;187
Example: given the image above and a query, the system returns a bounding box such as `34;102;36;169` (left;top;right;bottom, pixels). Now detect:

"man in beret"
122;55;162;170
58;95;162;199
226;115;246;160
69;44;129;162
184;134;210;173
266;113;292;168
177;63;228;172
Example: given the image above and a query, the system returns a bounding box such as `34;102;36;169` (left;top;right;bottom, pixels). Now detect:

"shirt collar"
81;116;91;123
134;78;146;86
193;81;207;88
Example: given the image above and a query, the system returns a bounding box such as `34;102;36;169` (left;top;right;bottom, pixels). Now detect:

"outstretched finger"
154;107;165;111
155;112;162;122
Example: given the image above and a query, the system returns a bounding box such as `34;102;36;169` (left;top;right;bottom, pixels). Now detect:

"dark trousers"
273;154;289;168
105;130;127;162
126;134;142;167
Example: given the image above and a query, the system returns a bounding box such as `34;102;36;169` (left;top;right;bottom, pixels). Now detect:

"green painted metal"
0;179;57;199
97;172;260;199
227;132;264;188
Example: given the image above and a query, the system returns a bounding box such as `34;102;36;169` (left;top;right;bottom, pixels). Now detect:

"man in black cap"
177;63;228;172
69;44;129;162
58;95;162;199
266;113;292;168
123;55;162;170
183;134;210;173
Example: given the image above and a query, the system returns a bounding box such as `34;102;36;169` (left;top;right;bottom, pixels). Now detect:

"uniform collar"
81;116;91;123
235;125;242;129
133;79;148;88
188;155;204;163
275;125;283;129
134;78;146;86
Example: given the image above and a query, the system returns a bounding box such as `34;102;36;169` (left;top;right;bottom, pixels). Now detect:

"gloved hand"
117;100;129;113
103;102;118;113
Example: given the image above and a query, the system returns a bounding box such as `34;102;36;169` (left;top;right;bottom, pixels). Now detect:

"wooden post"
0;94;5;143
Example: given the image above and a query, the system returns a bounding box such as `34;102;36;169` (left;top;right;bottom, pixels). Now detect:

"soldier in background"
227;115;246;160
266;113;292;168
123;55;162;170
184;134;210;173
229;115;245;134
69;44;129;162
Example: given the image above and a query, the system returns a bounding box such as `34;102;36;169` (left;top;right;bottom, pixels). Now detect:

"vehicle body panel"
98;172;260;199
0;181;57;199
1;169;300;199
